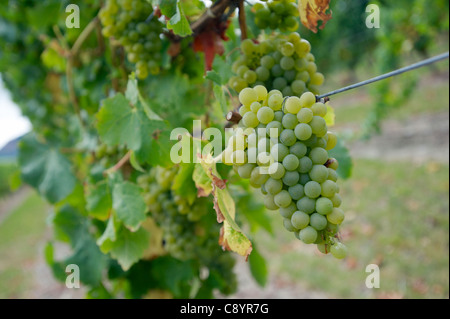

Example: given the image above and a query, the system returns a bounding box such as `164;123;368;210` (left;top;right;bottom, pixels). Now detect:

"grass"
0;191;49;298
0;161;16;198
256;159;449;299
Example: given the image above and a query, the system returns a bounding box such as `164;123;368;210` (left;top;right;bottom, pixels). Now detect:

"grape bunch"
228;33;324;97
253;0;300;32
223;86;347;259
99;0;164;79
137;166;219;260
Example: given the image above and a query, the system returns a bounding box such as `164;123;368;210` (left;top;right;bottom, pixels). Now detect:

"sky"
0;76;32;150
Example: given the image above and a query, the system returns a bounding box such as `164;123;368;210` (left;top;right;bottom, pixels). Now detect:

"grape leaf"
298;0;333;33
198;156;252;260
205;70;222;85
193;163;213;197
109;226;150;271
112;181;147;231
97;214;118;254
159;0;192;37
328;138;353;179
324;103;335;127
248;244;268;287
18;133;76;203
86;181;112;221
171;162;197;205
96;93;167;152
51;205;108;286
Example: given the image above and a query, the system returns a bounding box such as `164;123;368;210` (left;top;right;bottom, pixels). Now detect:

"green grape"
274;190;292;208
274;111;284;122
284;96;302;114
266;121;283;138
250;101;262;113
304;181;321;199
330;193;342;207
241;38;256;55
327;208;345;225
261;55;275;69
288;184;304;200
239;87;258;107
282;170;299;186
310;213;327;231
296;197;316;214
271;143;289;162
242;111;259;128
321;180;337;198
268;94;283;110
280;129;296;146
283;218;297;232
265;177;283;195
273;77;288;90
256;106;274;126
244;70;257;84
281;113;298;130
325;132;337;150
311;102;327;117
282;154;299;171
299;226;317;244
256;66;270;81
299;92;316;107
309;147;328;165
309;116;327;137
294;123;312;141
309;165;329;183
290;141;307;158
291;211;309;230
330;242;347;259
280;56;295;70
315;197;334;215
298;156;313;173
279;203;297;219
264;194;279;210
237;163;256;179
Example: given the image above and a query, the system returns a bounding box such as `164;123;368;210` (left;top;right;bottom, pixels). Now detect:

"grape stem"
104;150;132;176
226;111;242;124
238;0;247;40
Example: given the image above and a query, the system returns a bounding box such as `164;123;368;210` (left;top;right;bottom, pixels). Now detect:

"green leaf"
18;133;76;203
162;0;193;37
65;232;109;286
134;129;174;167
213;84;228;115
171;163;197;205
206;70;222;85
109;226;150;271
125;74;139;105
53;204;88;244
86;181;112;221
328;138;353;179
248;245;268;287
129;151;146;173
96;93;166;152
112;181;147;231
97;214;118;254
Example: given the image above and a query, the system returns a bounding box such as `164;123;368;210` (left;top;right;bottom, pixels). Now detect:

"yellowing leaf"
324;102;335;127
196;155;253;260
298;0;332;33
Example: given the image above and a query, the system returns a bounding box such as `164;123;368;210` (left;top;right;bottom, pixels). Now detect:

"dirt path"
0;186;30;225
346;111;449;163
222;258;329;299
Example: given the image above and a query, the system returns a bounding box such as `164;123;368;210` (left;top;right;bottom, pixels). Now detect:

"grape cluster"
224;86;347;259
253;0;300;32
137;166;218;260
228;33;324;97
99;0;164;79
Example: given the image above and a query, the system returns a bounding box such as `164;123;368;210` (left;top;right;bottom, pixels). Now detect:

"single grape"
310;213;327;230
291;211;310;230
299;226;317;244
315;197;334;215
304;181;321;199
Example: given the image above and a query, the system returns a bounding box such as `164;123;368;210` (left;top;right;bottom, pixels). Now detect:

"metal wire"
316;52;449;100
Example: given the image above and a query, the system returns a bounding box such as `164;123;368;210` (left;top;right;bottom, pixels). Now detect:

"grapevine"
228;33;324;97
99;0;165;79
224;87;347;258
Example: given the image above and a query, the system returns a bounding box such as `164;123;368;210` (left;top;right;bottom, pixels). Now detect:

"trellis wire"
316;51;449;101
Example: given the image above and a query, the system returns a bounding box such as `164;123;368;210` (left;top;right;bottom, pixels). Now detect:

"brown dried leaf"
298;0;333;33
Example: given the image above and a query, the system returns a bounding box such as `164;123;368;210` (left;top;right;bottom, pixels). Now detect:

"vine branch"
104;150;132;176
238;0;247;40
